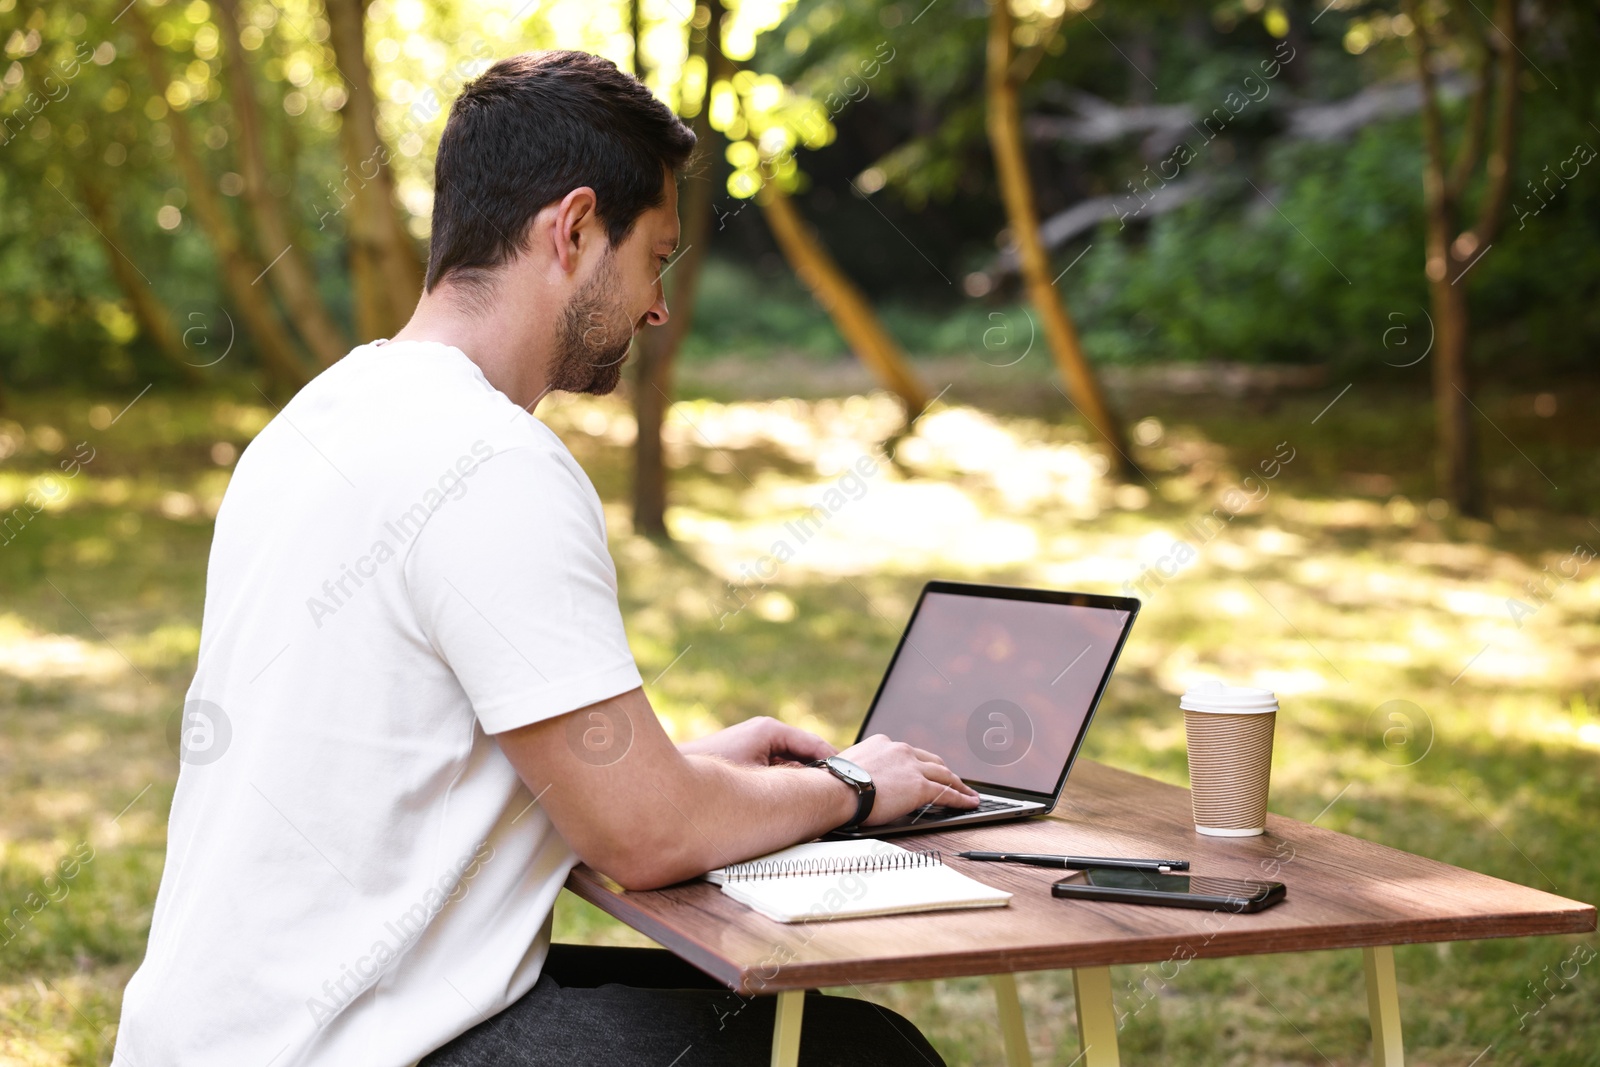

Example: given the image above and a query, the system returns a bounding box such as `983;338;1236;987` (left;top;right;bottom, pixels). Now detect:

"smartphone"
1052;868;1285;913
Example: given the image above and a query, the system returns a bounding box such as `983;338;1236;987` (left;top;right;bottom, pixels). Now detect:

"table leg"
989;973;1034;1067
1363;945;1405;1066
1072;966;1121;1066
770;988;805;1067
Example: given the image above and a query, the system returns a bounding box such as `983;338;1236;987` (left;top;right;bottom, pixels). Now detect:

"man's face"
549;174;679;396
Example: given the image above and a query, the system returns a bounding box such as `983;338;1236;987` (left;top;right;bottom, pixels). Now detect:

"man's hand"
834;733;981;826
677;716;837;767
496;692;982;889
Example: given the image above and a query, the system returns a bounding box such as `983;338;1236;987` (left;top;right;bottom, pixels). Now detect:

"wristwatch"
812;756;875;832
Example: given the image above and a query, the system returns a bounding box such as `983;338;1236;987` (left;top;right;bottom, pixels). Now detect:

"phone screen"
1060;869;1273;898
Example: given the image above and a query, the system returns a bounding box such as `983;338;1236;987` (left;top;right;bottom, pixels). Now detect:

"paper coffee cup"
1182;682;1277;837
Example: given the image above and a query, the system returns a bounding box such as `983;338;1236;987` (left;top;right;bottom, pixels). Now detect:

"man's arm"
495;687;979;891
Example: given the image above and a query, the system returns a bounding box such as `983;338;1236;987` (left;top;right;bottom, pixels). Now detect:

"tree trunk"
1414;45;1475;514
1409;0;1519;518
130;10;313;390
77;176;204;384
631;0;646;80
985;0;1133;478
1426;264;1475;512
631;0;725;539
324;0;425;339
216;0;351;367
759;186;930;418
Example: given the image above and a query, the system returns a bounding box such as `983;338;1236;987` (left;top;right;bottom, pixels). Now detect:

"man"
114;50;978;1066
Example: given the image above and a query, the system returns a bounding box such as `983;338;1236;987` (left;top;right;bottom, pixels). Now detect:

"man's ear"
549;187;600;276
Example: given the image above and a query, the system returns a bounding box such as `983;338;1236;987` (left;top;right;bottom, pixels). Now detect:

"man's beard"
550;252;636;396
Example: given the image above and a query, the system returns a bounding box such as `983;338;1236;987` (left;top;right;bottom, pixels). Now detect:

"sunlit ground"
0;367;1595;1064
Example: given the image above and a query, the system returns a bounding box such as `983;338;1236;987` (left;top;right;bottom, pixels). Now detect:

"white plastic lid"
1180;680;1278;714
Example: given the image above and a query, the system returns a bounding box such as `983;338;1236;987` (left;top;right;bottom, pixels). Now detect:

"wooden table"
564;761;1595;1066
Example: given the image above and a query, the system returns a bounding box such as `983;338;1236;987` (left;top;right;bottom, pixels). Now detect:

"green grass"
0;368;1596;1064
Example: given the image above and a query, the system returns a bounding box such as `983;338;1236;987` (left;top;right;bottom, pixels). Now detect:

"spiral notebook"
705;840;1012;923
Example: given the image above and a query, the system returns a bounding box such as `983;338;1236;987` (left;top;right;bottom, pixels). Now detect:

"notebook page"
705;840;914;886
718;861;1012;923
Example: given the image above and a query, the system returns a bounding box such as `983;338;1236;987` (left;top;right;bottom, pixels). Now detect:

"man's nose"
644;292;670;328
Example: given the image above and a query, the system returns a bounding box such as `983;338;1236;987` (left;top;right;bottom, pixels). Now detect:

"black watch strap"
812;756;875;831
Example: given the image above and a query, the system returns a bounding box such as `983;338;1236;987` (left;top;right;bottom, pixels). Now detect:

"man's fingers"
920;763;981;805
907;747;980;797
924;779;982;809
928;764;981;800
767;722;837;763
908;746;973;781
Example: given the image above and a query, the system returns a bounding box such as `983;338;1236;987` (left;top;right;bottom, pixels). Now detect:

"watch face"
830;757;871;785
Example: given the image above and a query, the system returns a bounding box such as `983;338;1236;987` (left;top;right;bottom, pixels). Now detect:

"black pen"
956;851;1189;873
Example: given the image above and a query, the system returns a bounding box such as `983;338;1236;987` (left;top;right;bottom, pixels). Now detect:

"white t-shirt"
114;341;643;1066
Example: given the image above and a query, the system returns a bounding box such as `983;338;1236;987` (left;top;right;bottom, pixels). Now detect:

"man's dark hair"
425;50;696;293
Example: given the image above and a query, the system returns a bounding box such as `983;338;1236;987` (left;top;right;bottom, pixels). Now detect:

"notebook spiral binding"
723;850;943;882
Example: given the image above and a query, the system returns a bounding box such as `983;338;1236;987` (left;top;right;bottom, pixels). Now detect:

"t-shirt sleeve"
403;445;643;734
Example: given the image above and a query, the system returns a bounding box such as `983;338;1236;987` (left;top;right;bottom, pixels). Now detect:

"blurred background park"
2;0;1598;1062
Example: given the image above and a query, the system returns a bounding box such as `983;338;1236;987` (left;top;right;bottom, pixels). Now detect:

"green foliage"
1074;123;1426;365
0;0;355;386
2;0;1597;386
1071;103;1600;367
681;257;841;359
753;0;1600;373
688;85;1600;372
682;256;1041;363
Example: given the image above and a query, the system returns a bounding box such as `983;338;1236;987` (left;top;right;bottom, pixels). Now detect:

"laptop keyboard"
908;796;1024;822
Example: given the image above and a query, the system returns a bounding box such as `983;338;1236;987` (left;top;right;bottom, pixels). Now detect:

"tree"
1405;0;1521;517
632;0;730;539
985;0;1133;478
715;63;932;424
129;3;316;391
75;171;203;385
757;183;929;417
119;0;425;388
216;0;349;368
631;9;933;538
324;0;426;341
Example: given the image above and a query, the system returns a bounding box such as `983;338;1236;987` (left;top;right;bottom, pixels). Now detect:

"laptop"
829;581;1139;839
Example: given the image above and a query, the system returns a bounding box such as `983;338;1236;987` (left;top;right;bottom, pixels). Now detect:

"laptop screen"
861;588;1135;797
